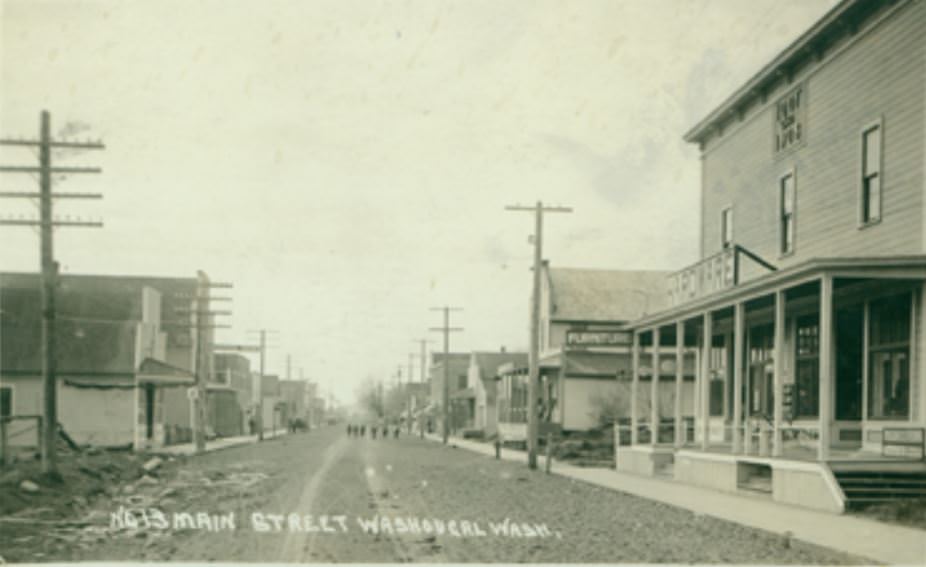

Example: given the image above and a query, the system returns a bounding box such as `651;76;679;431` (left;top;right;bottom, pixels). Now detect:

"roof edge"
684;0;874;144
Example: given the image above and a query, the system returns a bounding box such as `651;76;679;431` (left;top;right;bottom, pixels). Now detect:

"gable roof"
547;267;671;322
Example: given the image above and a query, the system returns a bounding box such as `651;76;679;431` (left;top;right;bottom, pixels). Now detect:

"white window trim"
720;205;734;250
858;117;884;229
778;167;797;259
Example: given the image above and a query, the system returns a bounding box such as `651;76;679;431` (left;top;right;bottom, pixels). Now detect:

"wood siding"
699;1;925;271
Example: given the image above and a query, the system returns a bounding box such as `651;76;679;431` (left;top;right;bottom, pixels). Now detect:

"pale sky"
0;0;838;404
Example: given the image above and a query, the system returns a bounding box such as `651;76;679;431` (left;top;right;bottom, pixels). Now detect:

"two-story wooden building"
617;0;926;513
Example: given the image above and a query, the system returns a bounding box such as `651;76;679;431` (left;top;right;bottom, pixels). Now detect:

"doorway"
835;305;864;446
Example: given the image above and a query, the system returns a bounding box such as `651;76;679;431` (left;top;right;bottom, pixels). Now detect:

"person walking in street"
371;425;378;439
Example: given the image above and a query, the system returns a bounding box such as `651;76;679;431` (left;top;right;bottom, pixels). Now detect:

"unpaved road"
0;426;868;563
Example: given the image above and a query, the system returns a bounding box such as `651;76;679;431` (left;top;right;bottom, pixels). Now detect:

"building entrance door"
835;305;864;447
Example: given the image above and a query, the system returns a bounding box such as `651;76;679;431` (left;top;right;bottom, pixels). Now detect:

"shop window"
868;293;911;420
861;124;882;225
795;314;819;418
780;172;795;255
0;386;11;418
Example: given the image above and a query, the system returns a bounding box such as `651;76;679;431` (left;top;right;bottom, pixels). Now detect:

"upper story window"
861;123;882;225
720;207;733;249
779;172;795;256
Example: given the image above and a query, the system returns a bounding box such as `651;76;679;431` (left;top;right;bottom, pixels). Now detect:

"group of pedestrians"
346;423;400;439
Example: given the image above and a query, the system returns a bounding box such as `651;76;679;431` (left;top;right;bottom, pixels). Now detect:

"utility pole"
430;306;463;444
412;338;432;437
406;352;416;434
174;274;233;454
0;111;104;476
247;329;279;440
505;201;572;470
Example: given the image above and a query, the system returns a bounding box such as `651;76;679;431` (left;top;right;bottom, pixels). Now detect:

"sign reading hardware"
565;330;631;348
668;247;736;307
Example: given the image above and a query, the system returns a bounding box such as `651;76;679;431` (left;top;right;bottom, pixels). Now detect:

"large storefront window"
868;293;911;420
795;314;819;418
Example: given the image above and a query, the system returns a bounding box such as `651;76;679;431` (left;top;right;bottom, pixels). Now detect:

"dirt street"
0;426;869;563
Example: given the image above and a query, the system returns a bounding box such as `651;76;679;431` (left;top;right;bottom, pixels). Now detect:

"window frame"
858;118;884;228
867;292;912;421
794;313;820;419
778;168;797;258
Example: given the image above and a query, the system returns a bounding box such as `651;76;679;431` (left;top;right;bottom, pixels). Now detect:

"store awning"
137;357;196;386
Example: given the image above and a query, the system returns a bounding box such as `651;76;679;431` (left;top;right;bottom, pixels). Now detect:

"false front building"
618;0;926;513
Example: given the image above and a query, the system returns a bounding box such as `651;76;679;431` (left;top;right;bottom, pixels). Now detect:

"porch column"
651;327;661;446
631;330;640;445
732;302;744;454
818;275;834;461
700;312;712;450
773;290;785;457
674;320;684;448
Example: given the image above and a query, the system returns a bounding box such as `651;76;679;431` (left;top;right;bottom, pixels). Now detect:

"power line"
0;111;105;477
429;306;463;445
505;201;572;470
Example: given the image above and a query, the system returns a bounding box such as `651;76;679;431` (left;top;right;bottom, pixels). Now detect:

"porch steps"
831;463;926;506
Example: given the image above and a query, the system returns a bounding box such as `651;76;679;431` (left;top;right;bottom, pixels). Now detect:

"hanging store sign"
668;247;736;307
565;330;631;348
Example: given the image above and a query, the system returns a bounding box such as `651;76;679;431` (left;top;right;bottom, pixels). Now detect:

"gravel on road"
0;426;871;564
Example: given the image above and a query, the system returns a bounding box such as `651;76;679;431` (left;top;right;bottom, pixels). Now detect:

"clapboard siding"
699;0;925;273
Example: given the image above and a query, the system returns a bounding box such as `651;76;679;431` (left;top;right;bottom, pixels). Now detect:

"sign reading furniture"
565;330;631;348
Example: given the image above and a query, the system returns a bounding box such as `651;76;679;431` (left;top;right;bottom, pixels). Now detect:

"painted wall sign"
774;85;806;155
565;330;631;348
668;247;735;307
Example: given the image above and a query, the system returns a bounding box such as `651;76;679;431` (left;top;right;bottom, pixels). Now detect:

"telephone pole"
505;201;572;469
429;306;463;444
406;352;416;434
248;329;279;440
174;274;232;454
0;110;104;476
412;339;432;438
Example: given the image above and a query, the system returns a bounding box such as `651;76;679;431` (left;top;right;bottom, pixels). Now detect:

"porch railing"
0;415;44;467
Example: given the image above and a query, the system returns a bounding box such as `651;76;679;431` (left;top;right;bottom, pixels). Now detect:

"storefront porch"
618;256;926;512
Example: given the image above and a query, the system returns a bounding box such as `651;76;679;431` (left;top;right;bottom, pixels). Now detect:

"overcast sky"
1;0;838;404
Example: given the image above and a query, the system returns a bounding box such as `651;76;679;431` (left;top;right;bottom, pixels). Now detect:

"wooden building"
617;0;926;513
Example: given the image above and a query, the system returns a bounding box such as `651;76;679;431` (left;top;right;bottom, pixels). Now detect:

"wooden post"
700;313;712;449
818;275;833;461
773;289;786;457
631;331;640;445
674;321;684;449
39;112;58;476
732;302;744;454
651;328;660;445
